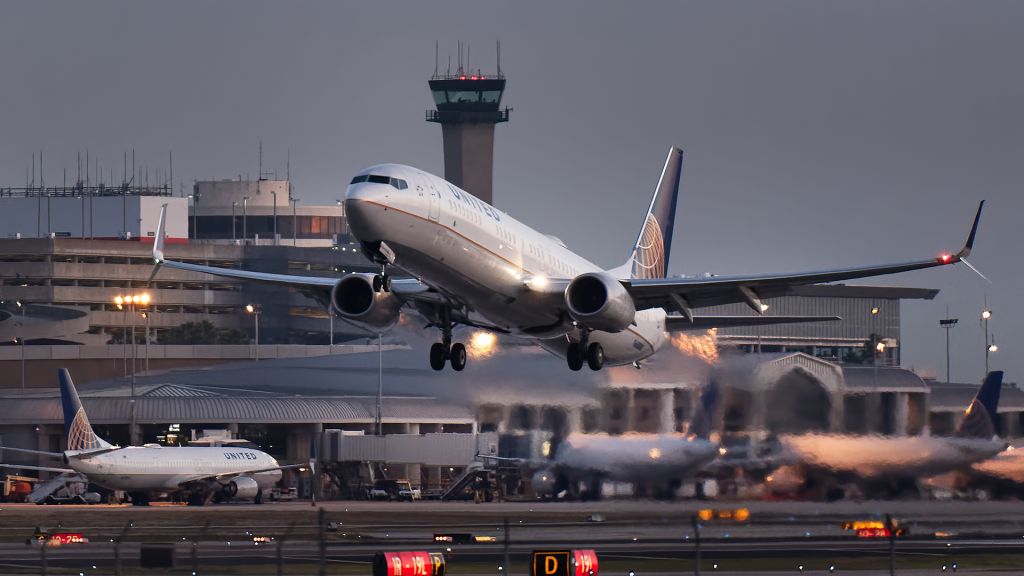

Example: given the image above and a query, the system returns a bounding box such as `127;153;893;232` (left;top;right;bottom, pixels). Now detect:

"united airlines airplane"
1;369;300;505
152;147;984;372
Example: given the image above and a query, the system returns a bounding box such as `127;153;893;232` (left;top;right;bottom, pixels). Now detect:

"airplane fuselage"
780;433;1006;479
345;164;667;367
68;446;282;492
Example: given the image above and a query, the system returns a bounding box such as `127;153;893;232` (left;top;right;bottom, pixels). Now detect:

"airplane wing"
0;463;76;474
0;446;64;459
626;201;984;314
150;204;437;301
666;315;841;331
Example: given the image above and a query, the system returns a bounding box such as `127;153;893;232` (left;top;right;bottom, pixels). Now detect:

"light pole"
115;296;127;377
291;198;299;246
115;291;150;445
232;201;238;241
16;301;25;390
271;190;278;245
242;196;249;244
982;307;994;374
246;304;261;361
188;194;198;240
940;312;959;383
141;310;151;372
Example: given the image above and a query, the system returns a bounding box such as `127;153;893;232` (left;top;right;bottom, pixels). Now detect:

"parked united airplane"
152;147;984;372
766;371;1006;499
531;380;721;500
0;369;300;505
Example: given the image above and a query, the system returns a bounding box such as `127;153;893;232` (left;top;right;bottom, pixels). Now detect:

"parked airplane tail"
955;370;1004;439
616;147;683;280
689;377;720;441
59;368;114;453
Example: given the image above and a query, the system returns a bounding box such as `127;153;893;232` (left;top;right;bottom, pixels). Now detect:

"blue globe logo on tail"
626;147;682;280
59;368;113;452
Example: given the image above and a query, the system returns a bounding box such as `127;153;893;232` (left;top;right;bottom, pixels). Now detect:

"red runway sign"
373;551;445;576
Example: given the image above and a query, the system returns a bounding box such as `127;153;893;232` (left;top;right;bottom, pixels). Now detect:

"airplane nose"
345;185;388;241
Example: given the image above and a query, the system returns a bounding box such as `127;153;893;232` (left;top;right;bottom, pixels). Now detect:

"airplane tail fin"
59;369;114;453
689;377;720;441
614;147;683;280
955;370;1004;439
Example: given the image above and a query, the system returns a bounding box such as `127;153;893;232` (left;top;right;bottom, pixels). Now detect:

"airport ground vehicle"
367;479;418;501
2;475;35;503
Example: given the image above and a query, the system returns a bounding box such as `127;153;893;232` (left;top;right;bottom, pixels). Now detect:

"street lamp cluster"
246;303;262;361
113;291;152;445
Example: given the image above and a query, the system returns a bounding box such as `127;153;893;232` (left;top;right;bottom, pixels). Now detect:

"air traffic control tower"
427;70;510;206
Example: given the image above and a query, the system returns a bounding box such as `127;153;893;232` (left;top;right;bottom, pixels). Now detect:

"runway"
2;500;1024;574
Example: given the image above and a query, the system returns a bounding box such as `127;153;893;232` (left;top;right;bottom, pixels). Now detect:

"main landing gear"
567;333;604;372
429;308;467;371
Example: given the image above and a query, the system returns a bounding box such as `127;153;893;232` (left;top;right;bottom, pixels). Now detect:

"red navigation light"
459;76;466;80
480;76;486;80
470;75;478;80
940;253;952;263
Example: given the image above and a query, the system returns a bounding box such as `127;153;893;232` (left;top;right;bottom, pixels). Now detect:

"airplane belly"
386;216;563;331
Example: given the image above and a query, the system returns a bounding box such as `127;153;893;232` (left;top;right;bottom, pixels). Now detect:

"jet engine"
531;468;566;498
220;476;260;500
564;272;636;333
331;273;402;332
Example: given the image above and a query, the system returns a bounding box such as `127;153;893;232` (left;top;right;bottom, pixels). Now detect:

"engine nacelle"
564;272;636;333
221;476;260;500
531;468;560;497
331;273;402;332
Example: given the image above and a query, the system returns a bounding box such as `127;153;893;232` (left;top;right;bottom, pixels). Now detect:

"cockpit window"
349;174;408;190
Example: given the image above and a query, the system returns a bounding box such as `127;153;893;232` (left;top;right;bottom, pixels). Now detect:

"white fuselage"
345;164;668;367
779;433;1006;479
68;446;281;493
554;433;719;482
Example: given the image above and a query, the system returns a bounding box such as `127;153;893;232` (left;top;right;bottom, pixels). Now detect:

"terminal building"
0;346;1020;500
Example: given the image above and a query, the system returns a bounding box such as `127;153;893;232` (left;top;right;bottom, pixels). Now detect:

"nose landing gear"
372;265;392;293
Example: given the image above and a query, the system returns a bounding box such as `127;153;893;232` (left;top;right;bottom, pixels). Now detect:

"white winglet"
148;204;168;283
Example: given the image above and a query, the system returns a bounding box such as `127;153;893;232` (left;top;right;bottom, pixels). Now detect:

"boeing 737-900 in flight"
151;147;984;372
0;369;301;505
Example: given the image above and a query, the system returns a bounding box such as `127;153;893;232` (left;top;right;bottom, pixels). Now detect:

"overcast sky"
1;1;1021;383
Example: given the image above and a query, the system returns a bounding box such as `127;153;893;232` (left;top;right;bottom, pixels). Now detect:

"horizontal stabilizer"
666;315;841;332
0;463;75;474
0;446;63;459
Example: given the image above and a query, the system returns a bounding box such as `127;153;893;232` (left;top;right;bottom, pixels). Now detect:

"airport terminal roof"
841;366;931;393
0;392;474;426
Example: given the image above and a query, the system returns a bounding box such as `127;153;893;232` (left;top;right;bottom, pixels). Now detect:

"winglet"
956;200;984;259
148;204;167;283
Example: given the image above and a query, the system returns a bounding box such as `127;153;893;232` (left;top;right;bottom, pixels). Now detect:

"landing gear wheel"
586;343;604;371
429;342;447;371
372;274;384;293
450;342;467;371
567;342;584;371
254;489;263;505
382;274;392;292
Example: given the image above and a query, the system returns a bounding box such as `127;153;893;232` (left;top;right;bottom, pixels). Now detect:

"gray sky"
1;1;1021;383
